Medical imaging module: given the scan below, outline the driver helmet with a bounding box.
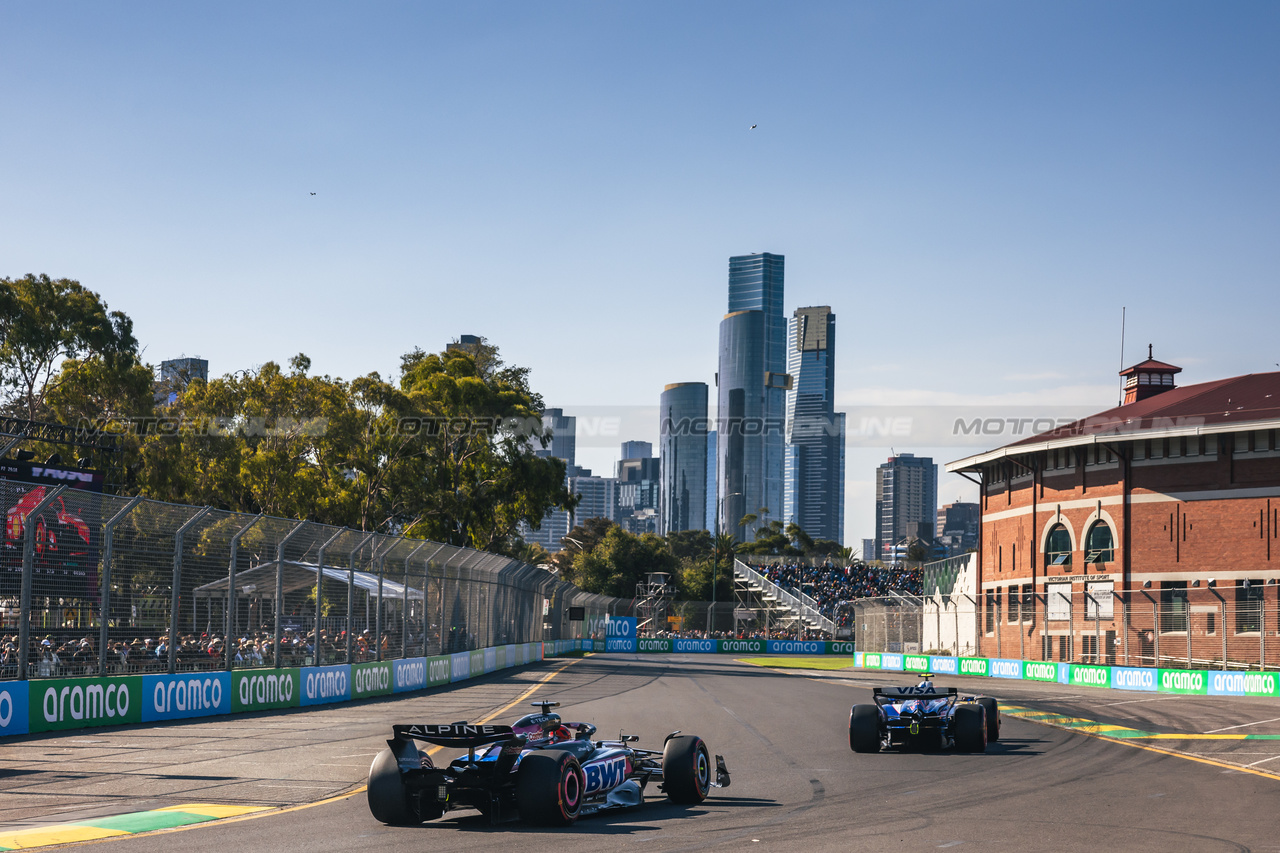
[512,712,563,739]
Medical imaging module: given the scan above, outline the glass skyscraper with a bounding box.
[783,306,845,543]
[659,382,709,534]
[718,253,787,540]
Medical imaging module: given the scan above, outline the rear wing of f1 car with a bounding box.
[392,724,519,749]
[873,686,959,700]
[388,724,522,773]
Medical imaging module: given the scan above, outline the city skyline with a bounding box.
[5,3,1278,550]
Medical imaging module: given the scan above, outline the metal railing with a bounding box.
[733,560,836,634]
[0,478,626,681]
[843,583,1280,671]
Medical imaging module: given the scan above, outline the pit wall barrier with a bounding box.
[0,642,544,738]
[853,652,1280,698]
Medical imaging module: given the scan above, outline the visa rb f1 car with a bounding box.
[849,677,1000,753]
[368,700,730,826]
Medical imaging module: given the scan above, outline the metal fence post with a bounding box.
[346,533,375,663]
[995,594,1002,660]
[269,520,310,669]
[18,485,68,680]
[441,550,464,652]
[98,495,144,677]
[224,513,265,671]
[1186,604,1192,669]
[403,541,432,659]
[372,537,401,662]
[313,528,345,666]
[1153,601,1160,667]
[1121,597,1129,666]
[1018,591,1025,661]
[420,544,444,656]
[171,507,212,675]
[1222,598,1228,669]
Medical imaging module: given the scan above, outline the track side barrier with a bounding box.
[0,641,546,738]
[852,652,1280,698]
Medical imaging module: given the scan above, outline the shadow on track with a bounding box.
[405,797,779,835]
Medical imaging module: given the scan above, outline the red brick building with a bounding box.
[947,353,1280,667]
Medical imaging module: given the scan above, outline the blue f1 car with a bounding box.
[368,700,730,826]
[848,678,1000,753]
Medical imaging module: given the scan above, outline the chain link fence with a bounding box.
[0,479,626,681]
[840,583,1280,671]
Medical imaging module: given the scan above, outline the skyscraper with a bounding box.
[618,442,660,535]
[156,357,208,406]
[519,408,576,552]
[874,453,938,563]
[658,382,708,535]
[782,306,844,543]
[533,408,576,466]
[718,253,788,540]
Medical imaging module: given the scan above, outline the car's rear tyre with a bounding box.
[977,697,1000,743]
[954,704,987,753]
[368,747,420,825]
[663,735,712,804]
[517,749,585,826]
[849,704,880,753]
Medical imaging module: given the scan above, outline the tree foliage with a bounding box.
[129,340,574,547]
[572,526,677,598]
[0,274,138,420]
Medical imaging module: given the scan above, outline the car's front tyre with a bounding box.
[663,735,712,804]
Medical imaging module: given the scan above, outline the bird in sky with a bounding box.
[310,192,316,196]
[750,124,757,129]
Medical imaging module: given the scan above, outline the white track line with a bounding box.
[1205,716,1280,733]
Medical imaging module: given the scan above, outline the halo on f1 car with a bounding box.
[848,674,1000,753]
[368,699,731,826]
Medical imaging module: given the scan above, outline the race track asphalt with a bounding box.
[4,654,1280,853]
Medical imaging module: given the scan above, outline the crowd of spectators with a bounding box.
[650,627,828,641]
[757,561,923,621]
[0,626,405,680]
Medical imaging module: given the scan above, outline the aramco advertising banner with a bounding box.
[29,676,142,733]
[0,680,28,736]
[603,616,637,652]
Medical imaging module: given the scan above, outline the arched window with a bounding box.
[1045,523,1071,566]
[1084,522,1114,563]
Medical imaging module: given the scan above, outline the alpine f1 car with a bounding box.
[848,677,1000,753]
[368,700,731,826]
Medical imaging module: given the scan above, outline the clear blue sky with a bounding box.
[4,2,1279,548]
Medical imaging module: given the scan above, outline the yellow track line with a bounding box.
[1007,709,1280,782]
[22,656,587,849]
